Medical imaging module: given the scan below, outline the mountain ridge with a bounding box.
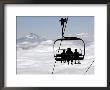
[17,33,46,44]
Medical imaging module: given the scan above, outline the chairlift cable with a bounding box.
[84,60,94,74]
[52,61,56,74]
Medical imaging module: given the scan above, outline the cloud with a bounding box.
[75,33,88,37]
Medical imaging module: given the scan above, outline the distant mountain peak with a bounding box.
[17,33,46,44]
[25,33,39,39]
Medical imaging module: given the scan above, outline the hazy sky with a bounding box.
[17,16,94,40]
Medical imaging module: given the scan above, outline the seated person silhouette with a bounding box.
[74,49,81,64]
[66,48,73,65]
[61,49,66,63]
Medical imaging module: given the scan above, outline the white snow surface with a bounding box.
[17,40,94,74]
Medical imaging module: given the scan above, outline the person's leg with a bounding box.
[75,60,76,64]
[67,60,69,65]
[71,60,73,65]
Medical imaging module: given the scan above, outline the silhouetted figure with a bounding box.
[74,49,80,64]
[66,48,73,65]
[61,49,66,63]
[59,18,68,38]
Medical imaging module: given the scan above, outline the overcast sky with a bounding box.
[16,16,94,40]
